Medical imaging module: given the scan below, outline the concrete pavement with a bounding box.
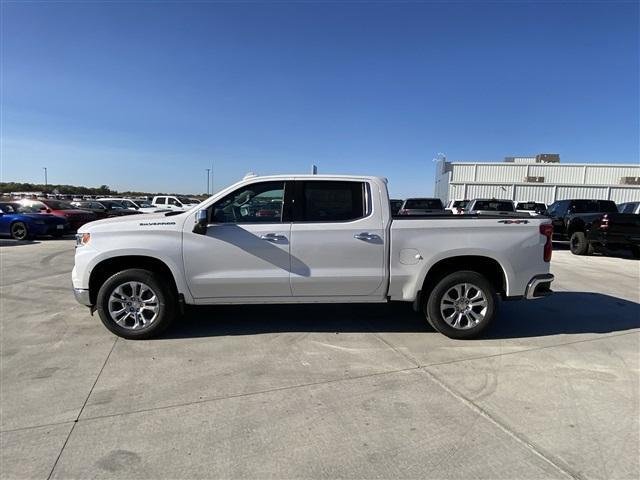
[1,239,638,479]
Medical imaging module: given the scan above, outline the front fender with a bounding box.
[73,242,193,304]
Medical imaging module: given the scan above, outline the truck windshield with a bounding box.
[473,201,514,212]
[404,199,443,209]
[452,200,468,209]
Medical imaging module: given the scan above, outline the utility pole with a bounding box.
[43,167,48,189]
[206,168,210,195]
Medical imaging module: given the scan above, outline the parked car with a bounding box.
[397,198,448,216]
[151,195,200,211]
[71,201,143,219]
[465,199,520,217]
[98,197,162,214]
[445,199,469,215]
[587,212,640,258]
[18,199,97,231]
[0,202,68,240]
[618,202,640,214]
[390,199,404,215]
[72,174,554,340]
[514,202,547,216]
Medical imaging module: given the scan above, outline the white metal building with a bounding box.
[434,156,640,205]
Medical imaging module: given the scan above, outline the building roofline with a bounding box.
[448,181,640,188]
[447,162,639,168]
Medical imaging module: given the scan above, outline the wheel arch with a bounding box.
[419,255,507,306]
[566,217,585,236]
[89,255,179,305]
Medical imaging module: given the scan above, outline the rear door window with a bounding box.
[156,198,166,205]
[295,181,366,222]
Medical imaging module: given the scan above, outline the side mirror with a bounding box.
[193,209,208,235]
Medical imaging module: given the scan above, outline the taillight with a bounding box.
[540,223,553,262]
[599,214,609,230]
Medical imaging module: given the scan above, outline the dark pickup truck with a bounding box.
[588,213,640,258]
[546,199,640,257]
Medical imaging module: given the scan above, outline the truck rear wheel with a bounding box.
[96,268,176,340]
[425,271,497,339]
[569,231,590,255]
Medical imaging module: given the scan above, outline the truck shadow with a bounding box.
[160,292,639,340]
[553,241,637,260]
[0,239,41,247]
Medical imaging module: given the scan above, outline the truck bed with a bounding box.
[388,215,551,302]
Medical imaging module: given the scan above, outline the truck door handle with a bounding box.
[260,233,287,242]
[354,232,379,241]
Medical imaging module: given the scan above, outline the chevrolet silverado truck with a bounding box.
[72,175,554,340]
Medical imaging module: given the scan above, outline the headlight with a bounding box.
[75,232,91,247]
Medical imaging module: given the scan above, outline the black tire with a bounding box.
[10,221,31,240]
[569,231,589,255]
[424,271,498,340]
[96,268,176,340]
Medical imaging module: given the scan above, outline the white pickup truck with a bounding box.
[72,175,554,340]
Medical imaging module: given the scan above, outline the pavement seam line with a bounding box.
[45,337,118,480]
[74,365,421,424]
[419,367,584,480]
[369,330,422,368]
[0,420,76,435]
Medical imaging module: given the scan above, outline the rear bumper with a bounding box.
[525,274,554,300]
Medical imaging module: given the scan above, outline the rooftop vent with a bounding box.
[536,153,560,163]
[620,176,640,185]
[525,176,545,183]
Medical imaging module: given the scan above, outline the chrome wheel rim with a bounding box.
[440,283,488,330]
[12,223,27,240]
[108,281,160,330]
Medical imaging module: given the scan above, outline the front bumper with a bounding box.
[73,288,92,307]
[525,274,554,300]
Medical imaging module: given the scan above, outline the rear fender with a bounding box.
[411,249,513,301]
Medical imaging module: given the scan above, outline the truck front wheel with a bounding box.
[425,271,497,339]
[96,268,176,340]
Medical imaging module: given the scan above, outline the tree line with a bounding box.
[0,182,201,198]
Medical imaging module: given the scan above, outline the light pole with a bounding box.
[206,169,210,195]
[43,167,48,189]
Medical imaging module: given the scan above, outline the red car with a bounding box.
[18,199,97,231]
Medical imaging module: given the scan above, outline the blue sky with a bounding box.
[1,0,638,197]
